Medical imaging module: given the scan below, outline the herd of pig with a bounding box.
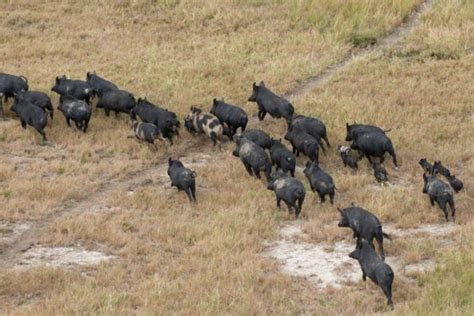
[0,72,465,310]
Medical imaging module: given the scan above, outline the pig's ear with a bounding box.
[346,123,349,130]
[168,157,172,164]
[260,81,265,87]
[55,76,59,83]
[213,98,217,105]
[350,201,355,206]
[252,82,256,88]
[305,161,311,168]
[337,207,344,215]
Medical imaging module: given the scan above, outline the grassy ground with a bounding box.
[1,0,473,314]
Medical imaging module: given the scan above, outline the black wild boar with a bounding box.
[372,163,388,183]
[303,161,335,204]
[58,95,92,133]
[210,98,248,139]
[337,145,358,170]
[290,115,330,149]
[10,99,48,141]
[422,173,456,221]
[349,239,394,309]
[432,161,450,177]
[432,161,463,192]
[184,106,223,146]
[96,89,136,116]
[350,132,397,167]
[130,98,180,145]
[131,121,162,145]
[233,137,272,179]
[284,125,319,163]
[0,73,28,102]
[267,170,305,218]
[446,174,463,193]
[248,81,294,122]
[269,138,296,177]
[14,91,54,119]
[241,129,273,149]
[337,206,391,260]
[419,158,433,174]
[85,71,118,96]
[51,76,93,104]
[167,158,197,203]
[345,123,390,142]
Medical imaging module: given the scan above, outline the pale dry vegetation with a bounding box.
[0,0,473,314]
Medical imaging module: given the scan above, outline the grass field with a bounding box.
[0,0,473,314]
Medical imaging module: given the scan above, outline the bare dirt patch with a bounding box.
[263,220,451,289]
[384,223,459,238]
[0,222,31,245]
[16,246,114,269]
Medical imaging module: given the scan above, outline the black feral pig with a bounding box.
[51,76,93,104]
[337,206,391,260]
[184,106,223,146]
[337,145,358,170]
[270,138,296,177]
[345,123,390,142]
[11,99,48,141]
[131,121,162,145]
[304,161,335,204]
[349,239,394,309]
[86,71,118,96]
[290,115,329,150]
[210,98,248,139]
[233,137,271,180]
[267,170,305,218]
[14,91,54,119]
[285,125,319,163]
[350,132,397,167]
[130,98,180,145]
[248,81,294,122]
[446,174,463,193]
[432,161,451,177]
[0,73,28,102]
[58,95,92,133]
[372,163,388,183]
[241,129,273,149]
[432,161,463,192]
[97,89,136,116]
[168,158,197,203]
[422,173,455,221]
[419,158,433,174]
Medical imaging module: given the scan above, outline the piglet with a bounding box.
[337,145,358,170]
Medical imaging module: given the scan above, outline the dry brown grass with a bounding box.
[1,0,473,314]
